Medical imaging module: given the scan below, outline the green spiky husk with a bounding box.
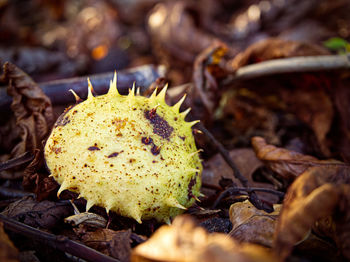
[44,76,202,223]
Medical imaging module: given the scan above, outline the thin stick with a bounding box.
[0,152,34,172]
[223,54,350,84]
[0,187,35,199]
[0,64,166,110]
[196,123,248,187]
[202,183,284,197]
[212,186,284,208]
[0,214,120,262]
[196,123,271,211]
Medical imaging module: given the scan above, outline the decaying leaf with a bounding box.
[229,200,281,247]
[227,39,334,156]
[1,196,71,230]
[131,215,277,262]
[147,1,216,64]
[0,222,19,262]
[202,148,278,203]
[273,165,350,260]
[0,62,54,180]
[22,150,58,200]
[65,212,107,228]
[231,38,329,70]
[1,62,54,156]
[252,136,346,180]
[77,228,136,262]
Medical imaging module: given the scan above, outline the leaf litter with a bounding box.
[1,1,350,261]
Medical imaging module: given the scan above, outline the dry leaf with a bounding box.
[131,215,277,262]
[22,150,58,200]
[229,200,281,247]
[1,196,71,230]
[202,148,278,203]
[252,136,346,180]
[229,39,334,156]
[0,222,19,262]
[1,62,54,156]
[148,1,215,64]
[273,165,350,260]
[231,38,329,70]
[79,228,135,262]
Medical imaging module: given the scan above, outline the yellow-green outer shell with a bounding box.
[44,76,202,223]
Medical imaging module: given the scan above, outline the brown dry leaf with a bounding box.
[1,196,71,230]
[279,75,334,156]
[229,200,281,247]
[22,149,59,199]
[1,62,54,156]
[231,38,329,70]
[192,41,228,113]
[147,1,216,64]
[229,39,333,156]
[273,165,350,260]
[202,148,278,203]
[0,222,19,262]
[79,228,134,262]
[333,77,350,162]
[131,215,277,262]
[252,136,346,180]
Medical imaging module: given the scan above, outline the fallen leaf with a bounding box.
[78,228,136,262]
[252,136,346,180]
[332,77,350,162]
[202,148,278,203]
[131,215,277,262]
[0,221,19,262]
[22,150,59,200]
[273,165,350,260]
[147,1,216,64]
[1,196,71,230]
[227,39,334,156]
[193,42,228,114]
[1,62,54,156]
[231,38,329,70]
[229,200,281,247]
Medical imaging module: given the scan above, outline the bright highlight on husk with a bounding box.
[44,73,202,223]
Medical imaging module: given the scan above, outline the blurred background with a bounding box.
[1,0,349,84]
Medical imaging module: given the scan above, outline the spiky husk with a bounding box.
[44,73,202,223]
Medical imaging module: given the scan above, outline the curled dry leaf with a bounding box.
[1,196,71,230]
[229,200,281,247]
[131,215,277,262]
[0,222,19,262]
[252,136,345,180]
[230,38,329,70]
[1,62,54,156]
[273,165,350,260]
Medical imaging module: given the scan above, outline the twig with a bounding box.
[223,54,350,84]
[195,123,271,211]
[0,214,120,262]
[0,152,34,172]
[212,186,284,208]
[196,123,248,187]
[201,182,222,191]
[0,64,166,111]
[0,187,35,199]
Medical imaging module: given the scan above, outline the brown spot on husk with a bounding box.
[144,110,173,139]
[88,146,100,151]
[108,152,119,158]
